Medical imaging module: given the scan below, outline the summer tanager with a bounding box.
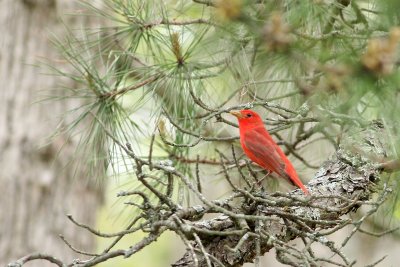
[230,109,309,195]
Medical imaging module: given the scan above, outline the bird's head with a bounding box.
[229,109,263,126]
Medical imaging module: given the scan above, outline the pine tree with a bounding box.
[8,1,400,266]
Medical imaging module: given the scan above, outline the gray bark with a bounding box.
[0,1,103,265]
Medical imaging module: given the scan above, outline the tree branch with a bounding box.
[7,253,65,267]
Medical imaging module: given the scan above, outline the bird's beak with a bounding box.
[229,110,244,119]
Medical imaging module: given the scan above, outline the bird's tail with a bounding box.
[280,163,309,195]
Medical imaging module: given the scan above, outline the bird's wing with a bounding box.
[243,128,286,176]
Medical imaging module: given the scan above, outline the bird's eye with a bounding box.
[246,114,252,118]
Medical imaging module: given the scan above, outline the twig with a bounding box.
[193,233,212,267]
[7,253,65,267]
[59,235,99,257]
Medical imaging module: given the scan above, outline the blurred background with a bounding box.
[1,0,400,266]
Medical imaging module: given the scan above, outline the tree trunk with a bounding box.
[0,1,103,265]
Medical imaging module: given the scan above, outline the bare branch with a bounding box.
[7,253,65,267]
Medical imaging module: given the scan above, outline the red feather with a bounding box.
[231,109,309,195]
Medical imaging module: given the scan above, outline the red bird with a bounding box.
[230,109,309,195]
